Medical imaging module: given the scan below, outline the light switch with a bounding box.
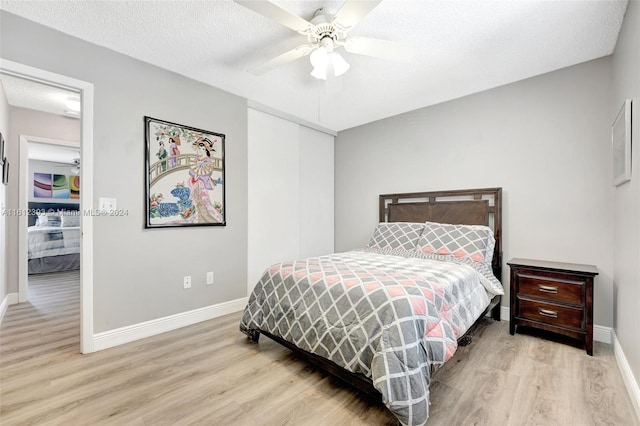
[99,197,117,211]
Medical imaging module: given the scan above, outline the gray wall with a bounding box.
[335,57,614,328]
[1,12,248,332]
[612,0,640,395]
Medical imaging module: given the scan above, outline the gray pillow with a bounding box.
[415,221,495,267]
[367,222,425,250]
[45,214,62,227]
[61,214,80,227]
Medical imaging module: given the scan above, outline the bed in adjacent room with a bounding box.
[240,188,503,426]
[28,202,80,274]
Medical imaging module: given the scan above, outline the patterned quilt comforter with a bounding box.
[240,249,502,425]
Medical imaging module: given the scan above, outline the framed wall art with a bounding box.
[32,172,79,198]
[612,99,632,187]
[144,116,226,228]
[2,159,8,186]
[1,131,6,185]
[34,172,52,197]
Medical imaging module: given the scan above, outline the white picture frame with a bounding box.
[612,99,632,187]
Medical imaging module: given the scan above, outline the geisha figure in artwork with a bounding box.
[168,135,181,168]
[188,136,223,223]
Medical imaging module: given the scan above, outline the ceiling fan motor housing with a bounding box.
[306,14,346,46]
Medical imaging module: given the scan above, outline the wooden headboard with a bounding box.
[379,187,503,281]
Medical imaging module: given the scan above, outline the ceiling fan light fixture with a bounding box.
[310,46,329,80]
[309,44,350,80]
[310,65,328,80]
[330,51,350,76]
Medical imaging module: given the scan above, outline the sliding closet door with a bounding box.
[298,126,334,259]
[247,109,300,293]
[247,108,334,294]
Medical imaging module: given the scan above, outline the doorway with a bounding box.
[19,136,80,299]
[0,59,95,353]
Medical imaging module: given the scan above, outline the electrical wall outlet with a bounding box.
[183,276,191,289]
[206,271,214,285]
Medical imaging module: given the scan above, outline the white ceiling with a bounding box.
[0,0,628,131]
[0,74,80,162]
[0,73,81,119]
[28,142,79,164]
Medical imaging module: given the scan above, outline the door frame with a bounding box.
[1,58,95,354]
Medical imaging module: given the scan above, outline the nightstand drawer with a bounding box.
[518,298,584,330]
[517,273,584,305]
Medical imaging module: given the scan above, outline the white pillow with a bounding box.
[36,212,64,227]
[35,214,48,226]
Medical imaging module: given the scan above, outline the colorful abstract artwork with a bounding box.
[34,173,52,198]
[52,174,70,198]
[145,116,226,228]
[34,173,80,199]
[70,175,80,199]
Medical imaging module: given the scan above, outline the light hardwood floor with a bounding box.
[1,272,638,425]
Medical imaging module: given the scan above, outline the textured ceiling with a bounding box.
[0,0,629,131]
[0,73,80,119]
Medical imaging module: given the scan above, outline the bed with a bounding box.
[240,188,503,425]
[28,202,80,274]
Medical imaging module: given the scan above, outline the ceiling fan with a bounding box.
[70,154,80,175]
[234,0,416,80]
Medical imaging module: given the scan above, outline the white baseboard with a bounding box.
[613,332,640,421]
[92,297,248,352]
[501,306,510,321]
[498,306,612,343]
[0,293,19,324]
[593,325,613,344]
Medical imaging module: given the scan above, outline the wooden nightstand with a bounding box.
[508,258,598,355]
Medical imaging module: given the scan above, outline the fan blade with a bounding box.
[248,45,315,75]
[333,0,383,31]
[344,37,416,63]
[234,0,314,33]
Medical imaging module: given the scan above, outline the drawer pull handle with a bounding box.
[538,285,558,294]
[539,308,558,318]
